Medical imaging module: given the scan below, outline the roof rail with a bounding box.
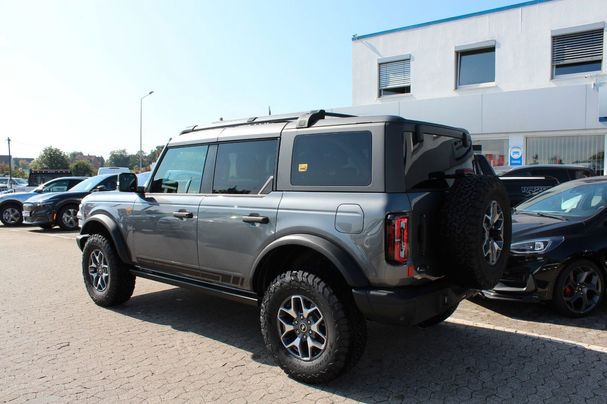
[180,109,357,135]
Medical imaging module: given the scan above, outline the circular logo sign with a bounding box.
[510,146,522,159]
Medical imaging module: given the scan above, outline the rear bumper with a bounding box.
[352,281,473,325]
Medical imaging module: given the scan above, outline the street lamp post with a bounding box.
[139,90,154,171]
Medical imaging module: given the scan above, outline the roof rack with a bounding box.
[180,109,357,135]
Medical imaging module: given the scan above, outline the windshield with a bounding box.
[517,180,607,218]
[68,176,105,192]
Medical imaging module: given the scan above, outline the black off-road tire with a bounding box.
[82,234,136,307]
[58,204,79,231]
[0,203,23,226]
[417,303,459,328]
[552,259,605,318]
[260,270,366,384]
[442,175,511,289]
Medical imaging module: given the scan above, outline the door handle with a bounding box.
[242,215,269,224]
[173,210,194,219]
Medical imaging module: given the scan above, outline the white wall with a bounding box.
[352,0,607,106]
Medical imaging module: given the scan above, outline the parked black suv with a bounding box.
[77,110,512,383]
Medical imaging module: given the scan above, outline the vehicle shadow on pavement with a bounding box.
[469,296,607,332]
[117,287,607,402]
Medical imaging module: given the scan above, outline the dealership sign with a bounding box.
[509,146,523,166]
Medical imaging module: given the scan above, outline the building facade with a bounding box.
[339,0,607,174]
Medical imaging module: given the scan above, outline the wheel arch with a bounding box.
[0,199,23,210]
[79,215,133,265]
[251,234,369,296]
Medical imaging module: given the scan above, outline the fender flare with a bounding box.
[251,234,370,289]
[79,214,133,264]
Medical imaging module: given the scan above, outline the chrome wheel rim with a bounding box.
[562,265,603,314]
[277,295,327,361]
[88,249,109,292]
[62,208,78,229]
[2,207,21,224]
[482,200,504,265]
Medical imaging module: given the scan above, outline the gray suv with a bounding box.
[77,110,512,383]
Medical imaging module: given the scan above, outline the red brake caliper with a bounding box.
[563,286,573,297]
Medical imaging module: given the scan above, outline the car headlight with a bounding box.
[32,202,54,209]
[511,236,564,255]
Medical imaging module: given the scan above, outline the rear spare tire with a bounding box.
[442,175,511,289]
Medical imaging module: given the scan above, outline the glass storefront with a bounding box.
[526,135,605,175]
[472,139,508,167]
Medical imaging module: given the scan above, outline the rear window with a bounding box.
[291,132,372,186]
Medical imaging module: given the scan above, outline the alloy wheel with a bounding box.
[2,207,21,225]
[276,295,327,361]
[88,249,110,292]
[482,200,504,265]
[62,208,78,229]
[562,265,603,314]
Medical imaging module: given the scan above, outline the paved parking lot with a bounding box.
[1,226,606,403]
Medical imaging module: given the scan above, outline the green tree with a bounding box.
[70,160,95,176]
[30,146,70,169]
[106,149,131,168]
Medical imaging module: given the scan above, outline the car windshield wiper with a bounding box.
[518,211,566,220]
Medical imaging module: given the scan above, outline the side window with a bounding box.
[68,179,83,189]
[533,169,569,183]
[43,180,70,193]
[212,139,277,194]
[150,145,208,193]
[291,132,372,186]
[574,170,591,179]
[98,175,118,191]
[503,169,530,177]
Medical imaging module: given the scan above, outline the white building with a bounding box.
[338,0,607,173]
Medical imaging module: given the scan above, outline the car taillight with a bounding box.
[386,214,409,265]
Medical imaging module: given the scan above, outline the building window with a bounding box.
[378,58,411,97]
[552,29,604,77]
[473,139,508,167]
[457,47,495,87]
[526,134,605,175]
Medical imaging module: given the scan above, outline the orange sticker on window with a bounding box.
[298,163,308,172]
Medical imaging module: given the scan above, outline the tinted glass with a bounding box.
[150,145,208,193]
[213,140,277,194]
[43,179,70,193]
[530,168,570,184]
[458,48,495,86]
[98,175,118,191]
[291,132,372,186]
[70,175,115,192]
[502,169,531,177]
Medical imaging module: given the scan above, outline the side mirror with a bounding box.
[118,173,138,192]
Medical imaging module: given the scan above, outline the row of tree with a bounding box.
[7,146,165,178]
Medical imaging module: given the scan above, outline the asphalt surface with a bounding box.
[1,225,606,403]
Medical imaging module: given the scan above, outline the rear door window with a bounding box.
[212,139,277,194]
[43,179,70,192]
[291,132,372,186]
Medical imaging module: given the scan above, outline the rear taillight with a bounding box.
[386,214,409,265]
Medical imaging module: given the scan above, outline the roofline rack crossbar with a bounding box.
[180,109,357,135]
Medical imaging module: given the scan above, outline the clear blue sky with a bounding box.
[0,0,525,159]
